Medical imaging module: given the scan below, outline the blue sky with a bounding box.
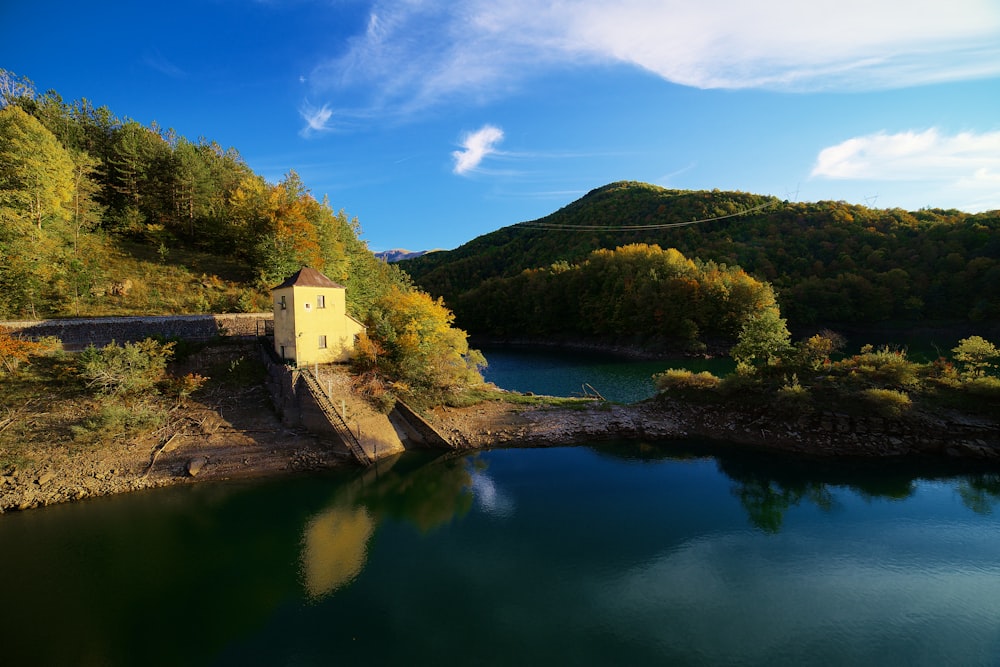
[2,0,999,252]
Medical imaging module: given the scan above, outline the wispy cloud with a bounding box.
[452,125,504,175]
[305,0,1000,118]
[142,49,185,79]
[812,128,1000,211]
[299,101,334,137]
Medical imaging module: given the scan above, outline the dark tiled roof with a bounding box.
[272,267,344,290]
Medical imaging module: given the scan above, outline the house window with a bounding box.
[280,296,287,310]
[305,302,311,311]
[316,294,326,309]
[318,335,327,349]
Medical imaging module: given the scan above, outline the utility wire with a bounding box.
[517,199,778,232]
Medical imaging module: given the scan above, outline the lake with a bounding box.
[1,350,999,666]
[2,444,999,666]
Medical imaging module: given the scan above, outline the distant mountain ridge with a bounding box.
[375,249,440,263]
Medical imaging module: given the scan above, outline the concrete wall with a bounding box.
[0,313,273,349]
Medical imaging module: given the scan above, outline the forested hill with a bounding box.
[0,70,486,404]
[401,181,1000,328]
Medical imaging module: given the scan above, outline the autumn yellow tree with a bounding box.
[0,105,74,229]
[360,286,485,403]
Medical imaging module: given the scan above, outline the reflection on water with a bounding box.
[299,454,476,600]
[957,472,1000,515]
[300,503,374,599]
[2,442,1000,665]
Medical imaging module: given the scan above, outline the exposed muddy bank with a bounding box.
[4,390,998,514]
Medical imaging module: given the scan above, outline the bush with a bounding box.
[0,327,49,375]
[832,345,920,389]
[654,368,721,393]
[78,339,174,395]
[952,336,999,379]
[861,388,912,417]
[71,399,168,443]
[164,372,209,402]
[776,374,811,410]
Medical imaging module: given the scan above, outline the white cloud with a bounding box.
[452,125,504,175]
[811,129,1000,210]
[307,0,1000,116]
[299,102,334,136]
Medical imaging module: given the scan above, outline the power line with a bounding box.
[518,199,778,232]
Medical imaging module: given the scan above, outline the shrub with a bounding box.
[861,388,912,417]
[832,345,919,389]
[654,368,721,393]
[78,339,174,395]
[71,399,168,443]
[0,327,47,375]
[164,372,209,402]
[952,336,999,379]
[788,330,845,371]
[776,373,810,401]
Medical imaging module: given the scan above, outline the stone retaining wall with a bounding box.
[1,313,273,349]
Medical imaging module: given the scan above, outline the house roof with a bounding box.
[272,267,344,290]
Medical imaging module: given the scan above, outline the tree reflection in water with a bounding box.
[957,472,1000,515]
[589,439,1000,533]
[299,453,475,599]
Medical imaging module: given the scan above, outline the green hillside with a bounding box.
[402,181,1000,329]
[0,70,483,404]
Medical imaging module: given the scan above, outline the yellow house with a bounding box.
[272,267,365,366]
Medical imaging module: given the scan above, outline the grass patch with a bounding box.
[59,239,269,317]
[70,398,169,446]
[438,386,597,410]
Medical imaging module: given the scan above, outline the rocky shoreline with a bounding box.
[426,395,1000,460]
[3,387,999,514]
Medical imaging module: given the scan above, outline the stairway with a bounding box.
[299,369,373,466]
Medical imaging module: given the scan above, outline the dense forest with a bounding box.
[402,181,1000,332]
[0,70,481,402]
[454,243,778,352]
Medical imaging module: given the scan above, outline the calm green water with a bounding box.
[479,345,734,403]
[2,444,999,666]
